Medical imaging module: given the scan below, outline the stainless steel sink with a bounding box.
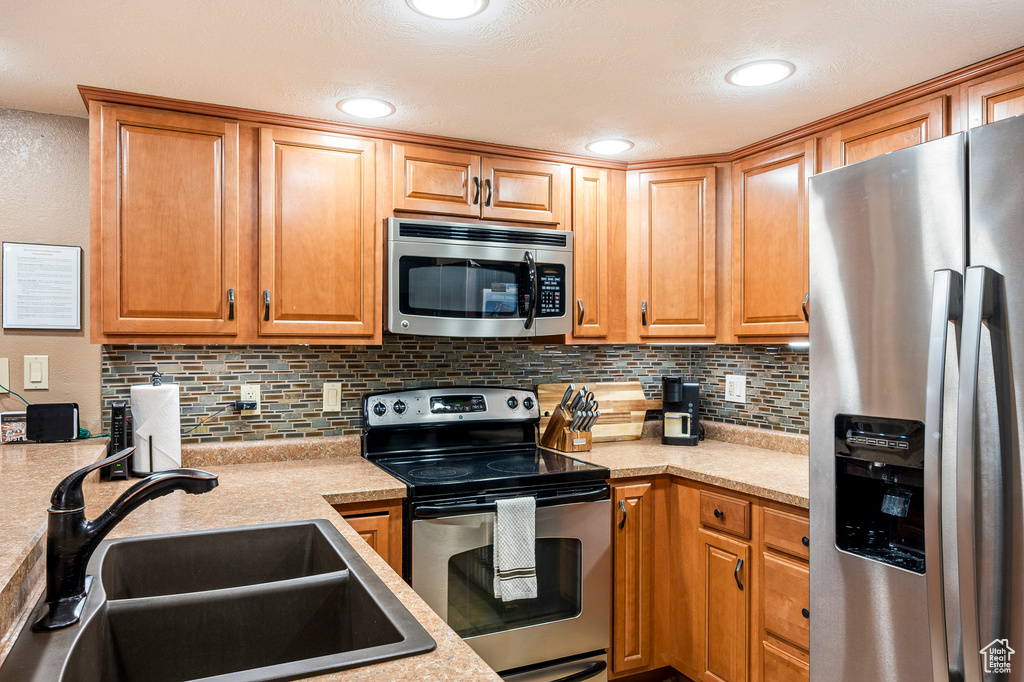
[0,520,436,681]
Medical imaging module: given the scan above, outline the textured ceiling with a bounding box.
[2,0,1024,160]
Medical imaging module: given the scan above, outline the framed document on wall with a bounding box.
[2,242,82,330]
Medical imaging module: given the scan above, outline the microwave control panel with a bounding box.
[537,264,566,317]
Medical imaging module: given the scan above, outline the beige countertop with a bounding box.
[0,426,807,679]
[584,437,810,509]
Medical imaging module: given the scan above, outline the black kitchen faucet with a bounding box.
[32,447,218,631]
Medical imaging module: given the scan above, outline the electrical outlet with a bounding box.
[0,358,8,394]
[725,375,747,403]
[240,384,261,416]
[323,382,342,412]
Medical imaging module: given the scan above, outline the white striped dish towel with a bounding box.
[492,496,537,602]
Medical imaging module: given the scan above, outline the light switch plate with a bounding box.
[0,358,9,394]
[24,355,48,390]
[724,374,747,403]
[323,382,342,412]
[240,384,261,416]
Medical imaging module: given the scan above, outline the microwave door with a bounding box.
[389,241,536,338]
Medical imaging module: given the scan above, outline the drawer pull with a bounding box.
[802,536,810,547]
[734,558,744,590]
[618,500,627,529]
[802,608,810,619]
[714,508,723,519]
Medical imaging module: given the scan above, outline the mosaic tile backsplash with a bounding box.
[101,338,808,444]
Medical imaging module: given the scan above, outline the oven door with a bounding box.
[411,494,610,673]
[388,240,571,338]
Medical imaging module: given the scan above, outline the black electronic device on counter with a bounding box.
[26,403,79,443]
[100,401,131,481]
[662,377,700,446]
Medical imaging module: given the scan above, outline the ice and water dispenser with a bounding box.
[834,414,926,573]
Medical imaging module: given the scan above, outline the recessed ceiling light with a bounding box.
[336,98,396,119]
[406,0,488,19]
[585,139,634,155]
[725,60,795,87]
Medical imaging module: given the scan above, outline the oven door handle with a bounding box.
[412,486,609,519]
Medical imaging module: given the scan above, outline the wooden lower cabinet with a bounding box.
[611,479,655,674]
[699,529,751,682]
[331,499,403,575]
[614,478,809,682]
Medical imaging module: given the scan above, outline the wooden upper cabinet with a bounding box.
[612,480,655,674]
[393,144,480,218]
[96,105,239,336]
[636,166,717,340]
[258,127,377,338]
[393,143,565,224]
[967,68,1024,128]
[571,167,609,337]
[698,529,751,682]
[732,140,814,338]
[830,96,945,168]
[480,155,565,223]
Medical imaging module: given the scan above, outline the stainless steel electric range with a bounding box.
[362,386,611,682]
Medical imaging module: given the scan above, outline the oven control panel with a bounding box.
[363,386,539,427]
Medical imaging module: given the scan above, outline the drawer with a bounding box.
[699,490,751,539]
[764,508,810,560]
[762,641,809,682]
[763,552,810,649]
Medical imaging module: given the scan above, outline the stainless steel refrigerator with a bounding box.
[809,114,1024,681]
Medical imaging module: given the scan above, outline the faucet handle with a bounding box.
[50,447,136,512]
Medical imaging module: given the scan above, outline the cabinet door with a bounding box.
[967,68,1024,128]
[571,167,609,337]
[345,514,390,558]
[393,144,480,217]
[731,140,814,338]
[98,106,239,335]
[698,529,750,682]
[481,156,565,224]
[258,127,377,337]
[612,480,655,673]
[830,96,945,168]
[636,166,716,339]
[333,500,403,575]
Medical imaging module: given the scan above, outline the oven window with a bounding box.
[398,255,522,319]
[446,539,582,638]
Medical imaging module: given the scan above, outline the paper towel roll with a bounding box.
[130,384,181,473]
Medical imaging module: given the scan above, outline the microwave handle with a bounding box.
[523,251,537,330]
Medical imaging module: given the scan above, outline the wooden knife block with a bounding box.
[539,406,593,453]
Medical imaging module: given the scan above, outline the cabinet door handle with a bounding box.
[263,290,271,322]
[802,607,810,619]
[734,558,744,590]
[802,292,810,322]
[618,500,627,529]
[484,178,493,207]
[714,508,723,519]
[802,536,810,547]
[472,176,480,205]
[577,299,585,326]
[227,288,235,320]
[641,300,648,326]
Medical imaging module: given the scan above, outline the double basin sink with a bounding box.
[1,520,435,681]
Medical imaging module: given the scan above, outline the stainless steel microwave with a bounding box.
[386,218,573,338]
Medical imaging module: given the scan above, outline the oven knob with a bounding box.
[506,396,519,410]
[523,397,535,410]
[393,400,407,415]
[372,402,387,417]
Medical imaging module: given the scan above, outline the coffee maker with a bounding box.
[662,377,700,446]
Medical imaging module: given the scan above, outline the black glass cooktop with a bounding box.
[372,448,609,497]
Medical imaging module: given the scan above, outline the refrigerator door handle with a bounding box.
[957,265,1016,682]
[924,269,962,682]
